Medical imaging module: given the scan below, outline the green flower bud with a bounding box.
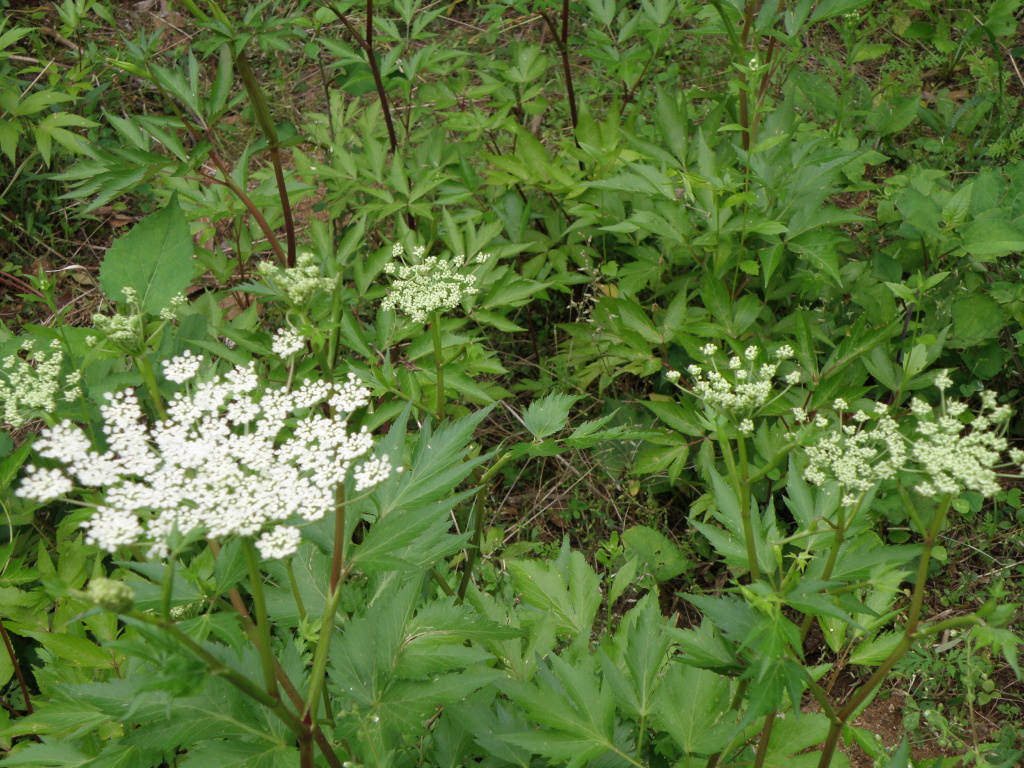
[86,578,135,613]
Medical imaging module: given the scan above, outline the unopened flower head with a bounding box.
[684,343,801,420]
[16,367,396,560]
[803,410,906,492]
[0,339,80,427]
[803,389,1015,499]
[381,244,484,323]
[256,251,339,307]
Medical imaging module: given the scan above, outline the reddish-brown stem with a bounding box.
[0,618,32,714]
[329,2,399,154]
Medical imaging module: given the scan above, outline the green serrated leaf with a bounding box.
[98,193,194,313]
[522,393,581,441]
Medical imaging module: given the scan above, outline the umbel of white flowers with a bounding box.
[17,356,397,560]
[0,338,82,428]
[380,243,489,323]
[802,372,1021,501]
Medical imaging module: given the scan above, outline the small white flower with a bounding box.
[162,351,203,384]
[729,356,743,370]
[255,525,303,560]
[271,328,305,359]
[744,346,758,361]
[665,370,681,383]
[784,371,801,386]
[380,247,480,323]
[738,419,755,435]
[934,370,952,391]
[833,398,848,411]
[775,345,794,360]
[792,407,808,423]
[700,344,718,356]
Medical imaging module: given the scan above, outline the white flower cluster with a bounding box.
[679,344,798,419]
[803,379,1017,500]
[380,244,488,323]
[803,401,906,494]
[162,350,203,383]
[271,327,305,359]
[17,359,397,560]
[0,339,81,428]
[256,251,339,307]
[910,389,1012,498]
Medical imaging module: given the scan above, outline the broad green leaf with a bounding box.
[952,293,1005,346]
[850,631,903,666]
[507,547,601,637]
[522,393,581,440]
[621,525,691,582]
[651,664,733,755]
[497,654,616,768]
[98,193,194,313]
[962,219,1024,259]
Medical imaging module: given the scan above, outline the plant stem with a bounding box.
[815,494,953,768]
[720,429,760,581]
[799,503,848,641]
[431,311,445,422]
[160,556,175,622]
[135,355,167,421]
[0,618,32,714]
[235,52,297,268]
[285,559,307,621]
[752,709,776,768]
[242,538,280,699]
[330,483,346,593]
[327,2,399,153]
[457,451,512,600]
[128,610,305,737]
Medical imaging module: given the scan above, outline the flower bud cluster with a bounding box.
[0,339,81,428]
[675,344,799,420]
[380,244,488,323]
[256,251,339,307]
[86,577,135,613]
[803,378,1017,500]
[17,355,398,560]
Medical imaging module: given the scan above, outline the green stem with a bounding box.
[431,311,445,422]
[799,503,847,641]
[815,494,953,768]
[330,483,346,594]
[285,559,307,622]
[160,557,175,622]
[457,451,513,600]
[135,355,167,421]
[720,430,759,581]
[243,539,280,699]
[304,572,349,724]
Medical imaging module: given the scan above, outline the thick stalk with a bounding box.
[752,710,776,768]
[127,610,305,737]
[235,52,296,268]
[330,483,346,593]
[815,494,953,768]
[431,311,445,422]
[242,538,280,699]
[799,504,848,641]
[303,573,349,725]
[137,63,289,266]
[327,2,399,153]
[135,355,168,421]
[456,451,512,600]
[0,619,32,714]
[160,556,175,622]
[720,431,760,581]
